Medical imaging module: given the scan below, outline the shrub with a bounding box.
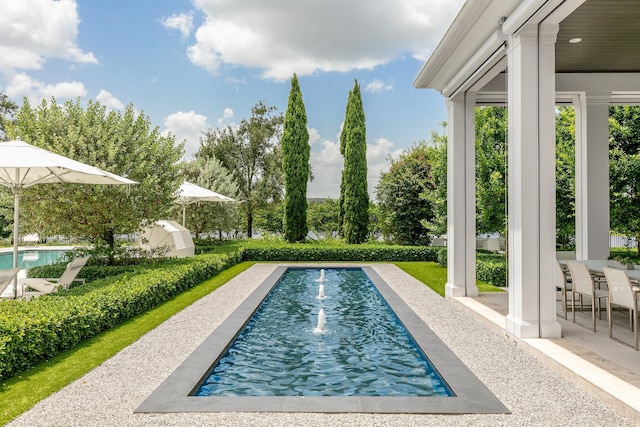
[0,252,241,380]
[240,242,441,262]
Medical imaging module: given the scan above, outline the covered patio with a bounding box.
[414,0,640,339]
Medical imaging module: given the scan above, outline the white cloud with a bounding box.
[0,0,97,73]
[365,79,393,93]
[217,107,235,126]
[307,127,321,145]
[96,89,125,110]
[161,12,194,39]
[187,0,463,80]
[307,134,397,199]
[163,110,209,159]
[6,72,86,102]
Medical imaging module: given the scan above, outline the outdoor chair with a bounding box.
[566,262,608,332]
[20,256,89,295]
[0,267,21,299]
[555,260,572,319]
[603,267,639,350]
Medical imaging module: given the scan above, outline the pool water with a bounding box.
[0,250,68,270]
[195,268,452,397]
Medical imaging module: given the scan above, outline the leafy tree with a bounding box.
[421,125,448,237]
[198,101,284,238]
[175,157,240,239]
[610,106,640,154]
[281,74,310,242]
[609,106,640,242]
[0,90,18,141]
[6,97,183,262]
[307,198,341,239]
[555,107,576,248]
[339,80,369,243]
[376,141,435,245]
[475,106,508,235]
[255,202,284,236]
[0,91,18,237]
[609,147,640,240]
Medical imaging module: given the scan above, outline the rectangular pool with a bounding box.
[137,265,509,414]
[195,268,452,397]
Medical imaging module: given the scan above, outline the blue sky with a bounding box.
[0,0,464,198]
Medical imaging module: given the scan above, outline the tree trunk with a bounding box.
[247,212,253,238]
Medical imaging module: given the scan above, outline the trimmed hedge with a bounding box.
[241,243,443,262]
[0,252,241,380]
[436,249,507,287]
[27,264,138,284]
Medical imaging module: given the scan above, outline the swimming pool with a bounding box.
[0,249,69,270]
[137,265,509,414]
[196,268,452,397]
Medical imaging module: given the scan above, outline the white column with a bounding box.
[505,24,562,338]
[574,92,610,260]
[445,93,478,298]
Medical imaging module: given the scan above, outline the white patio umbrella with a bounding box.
[175,181,235,227]
[0,138,137,298]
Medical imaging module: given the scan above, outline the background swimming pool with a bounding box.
[0,249,69,270]
[196,268,452,397]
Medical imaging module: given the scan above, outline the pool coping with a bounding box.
[135,265,509,414]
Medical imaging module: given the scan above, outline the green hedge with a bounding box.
[241,243,443,262]
[0,252,241,380]
[27,264,138,284]
[436,249,507,287]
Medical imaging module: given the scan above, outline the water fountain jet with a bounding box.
[316,269,327,282]
[317,283,326,299]
[313,308,326,334]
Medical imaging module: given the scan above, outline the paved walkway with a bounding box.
[7,264,637,426]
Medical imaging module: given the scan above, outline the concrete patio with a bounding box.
[457,290,640,422]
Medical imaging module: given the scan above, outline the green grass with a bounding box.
[395,261,504,297]
[0,259,499,424]
[0,261,255,426]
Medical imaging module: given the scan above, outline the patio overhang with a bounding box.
[413,0,640,339]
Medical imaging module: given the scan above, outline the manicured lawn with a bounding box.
[395,261,504,297]
[0,262,255,426]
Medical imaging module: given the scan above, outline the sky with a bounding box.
[0,0,464,199]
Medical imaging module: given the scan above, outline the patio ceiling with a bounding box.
[414,0,640,94]
[556,0,640,72]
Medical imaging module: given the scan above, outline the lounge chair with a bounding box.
[0,267,21,299]
[20,256,89,295]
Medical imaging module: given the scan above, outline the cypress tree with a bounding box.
[281,74,310,242]
[340,80,369,243]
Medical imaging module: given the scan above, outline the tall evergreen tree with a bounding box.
[340,80,369,243]
[281,74,310,242]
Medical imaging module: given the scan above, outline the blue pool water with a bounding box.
[195,268,453,397]
[0,249,68,270]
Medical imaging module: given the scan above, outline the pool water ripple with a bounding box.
[195,268,452,397]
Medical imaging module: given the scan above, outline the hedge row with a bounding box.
[241,243,443,262]
[27,264,138,284]
[436,249,507,287]
[0,252,241,380]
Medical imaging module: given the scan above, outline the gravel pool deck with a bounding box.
[8,263,635,426]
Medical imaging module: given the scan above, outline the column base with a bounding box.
[445,282,479,298]
[505,314,562,338]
